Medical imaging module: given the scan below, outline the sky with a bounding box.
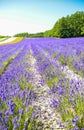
[0,0,84,36]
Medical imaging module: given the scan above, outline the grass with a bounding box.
[7,115,14,130]
[20,77,34,90]
[12,95,35,130]
[59,56,67,65]
[60,95,84,129]
[52,52,58,58]
[0,55,15,76]
[0,100,8,120]
[47,76,59,88]
[13,96,25,110]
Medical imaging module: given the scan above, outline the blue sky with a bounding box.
[0,0,84,35]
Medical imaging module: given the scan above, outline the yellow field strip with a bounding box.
[0,38,7,41]
[0,37,23,46]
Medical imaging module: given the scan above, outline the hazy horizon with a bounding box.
[0,0,84,36]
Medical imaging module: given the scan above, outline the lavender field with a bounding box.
[0,37,84,130]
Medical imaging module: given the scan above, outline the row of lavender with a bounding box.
[35,38,84,77]
[31,38,84,129]
[0,39,37,130]
[0,40,24,76]
[0,37,84,129]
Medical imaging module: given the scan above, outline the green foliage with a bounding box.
[44,29,53,37]
[14,11,84,38]
[14,32,44,38]
[19,107,33,130]
[0,101,8,119]
[2,61,8,66]
[77,70,83,77]
[1,101,8,111]
[52,52,58,58]
[12,95,35,129]
[20,79,27,90]
[44,11,84,38]
[60,95,84,129]
[0,35,10,38]
[68,63,75,71]
[74,96,84,129]
[14,32,29,37]
[60,96,74,129]
[47,80,53,87]
[81,26,84,36]
[2,56,15,67]
[20,77,34,90]
[28,84,34,90]
[0,56,15,76]
[74,96,84,116]
[29,32,44,38]
[47,76,59,87]
[7,115,13,130]
[59,56,67,65]
[12,96,25,110]
[0,35,5,38]
[19,112,26,129]
[28,121,33,130]
[67,56,73,63]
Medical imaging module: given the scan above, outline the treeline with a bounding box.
[14,32,44,38]
[14,11,84,38]
[0,35,10,38]
[44,11,84,38]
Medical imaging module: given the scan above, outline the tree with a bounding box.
[45,11,84,38]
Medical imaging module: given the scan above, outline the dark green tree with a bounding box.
[44,11,84,38]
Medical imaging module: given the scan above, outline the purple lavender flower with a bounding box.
[51,99,59,107]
